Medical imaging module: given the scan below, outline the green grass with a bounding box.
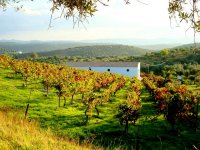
[0,66,200,149]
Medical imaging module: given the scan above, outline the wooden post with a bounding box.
[24,103,29,119]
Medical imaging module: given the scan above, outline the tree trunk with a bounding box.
[125,119,129,134]
[58,94,61,107]
[82,93,84,100]
[63,97,66,106]
[136,135,140,150]
[71,94,75,104]
[85,106,89,125]
[95,105,99,116]
[46,86,49,97]
[25,76,28,87]
[195,99,199,132]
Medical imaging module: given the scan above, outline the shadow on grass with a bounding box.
[92,130,138,149]
[87,118,200,149]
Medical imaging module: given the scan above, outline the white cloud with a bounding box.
[17,0,51,16]
[20,7,42,16]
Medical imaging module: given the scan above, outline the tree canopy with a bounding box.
[168,0,200,41]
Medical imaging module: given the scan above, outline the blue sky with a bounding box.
[0,0,199,44]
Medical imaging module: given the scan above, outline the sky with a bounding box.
[0,0,199,45]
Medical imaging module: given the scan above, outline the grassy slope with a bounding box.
[0,66,200,149]
[0,110,96,150]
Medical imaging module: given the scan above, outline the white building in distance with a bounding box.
[18,51,23,54]
[67,62,140,78]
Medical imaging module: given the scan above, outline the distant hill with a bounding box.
[138,43,181,50]
[172,43,200,49]
[0,39,186,53]
[139,43,200,66]
[20,45,150,58]
[0,40,108,53]
[81,38,189,46]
